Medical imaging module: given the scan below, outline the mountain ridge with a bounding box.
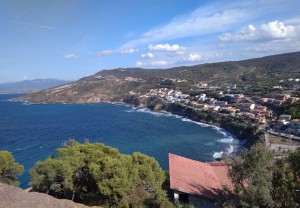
[0,79,71,93]
[16,51,300,103]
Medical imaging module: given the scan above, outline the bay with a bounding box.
[0,94,241,188]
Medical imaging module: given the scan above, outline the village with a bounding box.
[141,85,298,130]
[134,79,300,155]
[139,81,300,207]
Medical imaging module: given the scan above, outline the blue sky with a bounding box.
[1,0,300,83]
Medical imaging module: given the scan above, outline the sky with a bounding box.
[1,0,300,83]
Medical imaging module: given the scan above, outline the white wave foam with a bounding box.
[111,102,125,105]
[219,131,228,136]
[227,145,234,154]
[133,108,173,118]
[125,109,134,113]
[125,108,239,152]
[213,145,234,159]
[213,151,223,159]
[218,138,234,144]
[180,118,211,127]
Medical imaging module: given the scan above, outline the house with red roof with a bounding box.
[169,153,233,208]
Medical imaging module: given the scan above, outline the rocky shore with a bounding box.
[123,95,260,145]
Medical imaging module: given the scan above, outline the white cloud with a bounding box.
[245,39,300,53]
[135,60,168,67]
[65,53,79,59]
[140,52,154,59]
[148,43,185,52]
[97,48,137,56]
[120,48,137,54]
[185,52,224,63]
[262,21,295,38]
[186,53,204,62]
[220,20,297,42]
[121,1,255,48]
[136,61,144,67]
[96,50,114,56]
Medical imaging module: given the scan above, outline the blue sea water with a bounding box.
[0,94,241,188]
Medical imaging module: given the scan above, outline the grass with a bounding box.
[269,134,300,146]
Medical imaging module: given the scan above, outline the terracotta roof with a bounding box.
[169,153,233,199]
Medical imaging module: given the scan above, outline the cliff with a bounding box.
[124,96,259,144]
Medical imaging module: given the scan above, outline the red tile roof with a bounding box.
[169,153,233,199]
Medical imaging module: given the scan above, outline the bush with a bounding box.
[30,140,172,207]
[0,150,24,186]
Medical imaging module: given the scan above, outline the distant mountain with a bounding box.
[16,51,300,103]
[0,79,71,93]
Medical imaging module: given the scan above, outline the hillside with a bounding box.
[16,51,300,103]
[0,79,71,93]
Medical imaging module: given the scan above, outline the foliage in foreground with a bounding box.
[29,140,172,207]
[217,143,300,208]
[0,150,24,186]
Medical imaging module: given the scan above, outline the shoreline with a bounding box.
[122,96,260,148]
[10,94,253,156]
[122,103,244,158]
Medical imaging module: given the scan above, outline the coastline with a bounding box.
[12,94,255,155]
[123,96,259,143]
[125,106,243,158]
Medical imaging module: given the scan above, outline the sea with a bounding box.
[0,94,243,188]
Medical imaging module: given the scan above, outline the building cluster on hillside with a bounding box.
[192,82,220,89]
[142,88,275,124]
[93,75,144,83]
[258,94,299,107]
[271,114,300,137]
[94,75,120,81]
[143,88,190,103]
[124,76,144,82]
[167,78,188,83]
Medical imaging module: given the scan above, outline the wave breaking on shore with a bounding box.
[125,107,242,160]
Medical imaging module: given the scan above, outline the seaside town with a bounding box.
[2,0,300,207]
[89,74,300,148]
[126,77,300,157]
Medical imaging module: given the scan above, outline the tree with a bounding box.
[217,143,274,207]
[30,140,172,207]
[0,150,24,186]
[271,159,299,208]
[29,158,74,199]
[217,143,300,208]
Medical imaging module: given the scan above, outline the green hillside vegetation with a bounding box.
[94,51,300,85]
[282,103,300,118]
[29,140,172,207]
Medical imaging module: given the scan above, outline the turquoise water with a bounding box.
[0,94,241,188]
